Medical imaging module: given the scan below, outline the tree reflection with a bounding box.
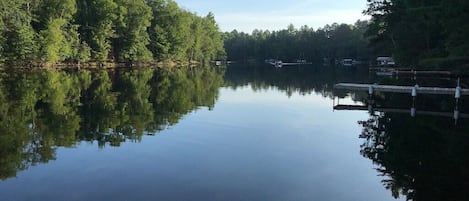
[359,111,469,201]
[0,67,224,180]
[223,64,369,99]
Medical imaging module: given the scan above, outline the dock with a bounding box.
[334,83,469,96]
[268,61,312,68]
[369,68,453,77]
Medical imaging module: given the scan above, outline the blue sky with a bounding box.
[175,0,370,32]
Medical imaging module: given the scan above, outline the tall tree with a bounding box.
[77,0,118,61]
[200,13,225,62]
[0,0,37,63]
[147,0,194,61]
[114,0,153,62]
[36,0,88,63]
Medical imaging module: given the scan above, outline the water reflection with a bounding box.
[226,65,469,200]
[334,95,468,125]
[333,77,469,200]
[224,64,369,98]
[0,67,224,180]
[359,112,469,201]
[1,64,469,201]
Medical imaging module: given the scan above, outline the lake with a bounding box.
[0,65,468,201]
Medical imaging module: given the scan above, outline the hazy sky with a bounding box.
[175,0,370,33]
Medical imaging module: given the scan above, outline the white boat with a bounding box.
[269,60,283,68]
[275,60,283,68]
[376,56,396,67]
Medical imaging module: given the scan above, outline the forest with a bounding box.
[0,0,225,66]
[223,21,372,64]
[364,0,469,69]
[2,0,469,69]
[225,0,469,70]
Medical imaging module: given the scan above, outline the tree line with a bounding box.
[365,0,469,69]
[0,0,225,66]
[223,21,373,64]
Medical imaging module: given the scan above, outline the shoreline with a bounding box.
[0,60,203,70]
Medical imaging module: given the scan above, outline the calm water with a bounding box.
[0,65,468,201]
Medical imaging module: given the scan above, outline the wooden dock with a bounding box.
[334,83,469,96]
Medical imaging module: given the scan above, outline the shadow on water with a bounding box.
[0,66,224,180]
[333,70,469,200]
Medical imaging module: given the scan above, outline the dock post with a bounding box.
[455,86,461,99]
[368,85,374,95]
[411,85,418,97]
[455,77,461,99]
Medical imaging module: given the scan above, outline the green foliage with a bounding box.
[39,18,66,63]
[0,0,37,63]
[147,0,224,63]
[77,0,118,61]
[0,0,225,65]
[34,0,77,30]
[199,13,226,62]
[364,0,469,68]
[114,0,153,62]
[224,21,371,63]
[36,0,82,63]
[148,0,178,60]
[75,41,92,62]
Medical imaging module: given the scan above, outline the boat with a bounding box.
[376,56,396,67]
[274,60,283,68]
